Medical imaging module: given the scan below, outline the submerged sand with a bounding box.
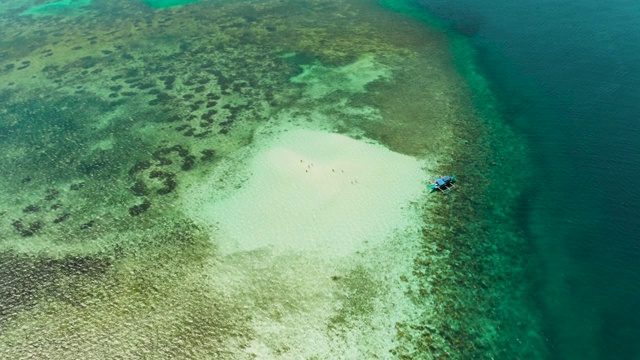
[180,127,430,357]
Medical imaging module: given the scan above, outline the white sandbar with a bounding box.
[204,129,425,257]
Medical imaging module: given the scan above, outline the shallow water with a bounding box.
[0,0,548,358]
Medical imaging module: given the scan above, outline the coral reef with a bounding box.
[0,0,543,358]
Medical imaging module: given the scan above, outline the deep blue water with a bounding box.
[418,0,640,358]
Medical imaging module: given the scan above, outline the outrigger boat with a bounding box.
[428,175,456,193]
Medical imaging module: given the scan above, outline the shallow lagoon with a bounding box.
[0,0,542,357]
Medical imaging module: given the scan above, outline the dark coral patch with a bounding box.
[201,149,216,161]
[17,61,31,70]
[23,205,40,213]
[53,213,71,224]
[80,220,95,230]
[155,157,173,166]
[76,152,112,175]
[149,169,166,179]
[134,82,154,90]
[124,69,138,79]
[44,188,60,201]
[181,155,196,171]
[153,145,189,161]
[194,130,213,138]
[153,93,173,104]
[77,56,98,69]
[130,179,149,196]
[157,176,177,195]
[70,182,85,191]
[128,160,151,177]
[147,170,178,195]
[201,112,216,126]
[161,75,176,90]
[42,65,60,75]
[12,220,44,237]
[164,115,181,123]
[128,199,151,216]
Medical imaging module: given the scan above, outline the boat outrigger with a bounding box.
[428,175,456,193]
